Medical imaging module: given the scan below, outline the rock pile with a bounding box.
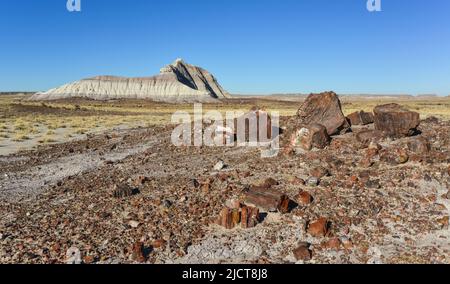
[284,92,423,154]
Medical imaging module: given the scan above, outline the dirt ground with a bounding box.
[0,95,449,264]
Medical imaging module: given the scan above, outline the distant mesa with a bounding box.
[30,58,230,102]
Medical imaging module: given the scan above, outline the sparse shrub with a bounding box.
[38,136,57,144]
[12,133,30,142]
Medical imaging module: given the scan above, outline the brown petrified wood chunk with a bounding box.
[373,103,420,138]
[216,205,260,229]
[289,124,330,151]
[307,217,329,237]
[347,111,374,126]
[244,184,291,213]
[293,242,312,261]
[355,130,385,147]
[297,91,350,135]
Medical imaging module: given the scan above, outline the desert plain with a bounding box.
[0,92,449,264]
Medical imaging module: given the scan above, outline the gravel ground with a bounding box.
[0,117,449,264]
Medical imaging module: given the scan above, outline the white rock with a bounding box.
[213,160,226,171]
[31,59,230,102]
[128,220,140,228]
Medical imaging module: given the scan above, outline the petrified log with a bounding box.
[216,205,260,229]
[240,206,260,229]
[289,124,330,151]
[407,136,431,154]
[347,111,374,126]
[111,184,139,198]
[244,186,290,213]
[297,91,350,135]
[355,130,384,146]
[373,103,420,138]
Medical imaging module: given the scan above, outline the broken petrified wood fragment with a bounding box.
[132,175,150,187]
[355,130,384,147]
[240,206,260,229]
[307,217,329,238]
[216,205,260,229]
[347,111,374,126]
[293,242,312,261]
[131,241,147,262]
[218,208,233,229]
[111,184,139,198]
[407,136,431,154]
[295,191,313,206]
[374,103,420,138]
[289,124,330,151]
[244,185,291,213]
[297,91,350,135]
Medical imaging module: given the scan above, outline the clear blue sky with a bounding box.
[1,0,450,95]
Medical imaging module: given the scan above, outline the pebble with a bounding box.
[128,220,140,228]
[310,166,329,179]
[293,242,312,261]
[213,160,226,171]
[322,238,341,250]
[306,177,319,187]
[307,218,329,237]
[295,191,313,206]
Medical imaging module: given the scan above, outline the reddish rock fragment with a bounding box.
[374,103,420,138]
[297,91,350,135]
[356,130,384,146]
[347,111,374,126]
[322,238,341,250]
[217,208,234,229]
[244,186,291,213]
[152,239,166,249]
[293,242,312,261]
[407,136,431,154]
[307,217,329,237]
[310,166,329,179]
[216,206,260,229]
[83,255,95,264]
[234,108,273,143]
[131,242,146,262]
[295,191,313,206]
[241,206,260,229]
[231,209,241,228]
[112,184,138,198]
[341,238,354,250]
[289,124,330,151]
